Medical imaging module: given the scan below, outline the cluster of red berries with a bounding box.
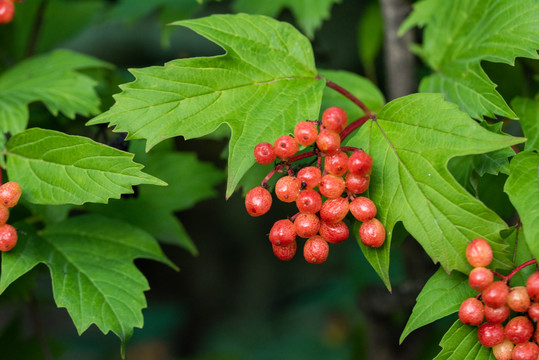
[244,106,385,264]
[458,238,539,360]
[0,0,20,24]
[0,181,21,251]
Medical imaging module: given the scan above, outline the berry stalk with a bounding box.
[320,76,372,116]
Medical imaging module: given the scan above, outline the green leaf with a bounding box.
[400,268,476,343]
[0,216,176,356]
[232,0,341,38]
[357,2,383,78]
[403,0,539,119]
[433,321,494,360]
[504,151,539,260]
[512,97,539,152]
[347,94,523,284]
[88,14,324,197]
[0,50,110,134]
[318,69,385,121]
[6,128,165,205]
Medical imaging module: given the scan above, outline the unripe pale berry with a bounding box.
[316,130,340,155]
[324,151,348,176]
[526,272,539,301]
[492,338,514,360]
[319,220,349,244]
[303,235,329,264]
[466,237,493,267]
[296,189,322,214]
[349,197,377,222]
[269,219,296,246]
[477,322,505,347]
[482,281,509,308]
[359,218,385,248]
[321,106,348,133]
[468,267,494,291]
[294,121,318,147]
[275,176,300,203]
[512,341,539,360]
[274,135,299,160]
[272,240,297,261]
[320,197,349,223]
[458,297,484,326]
[245,186,272,217]
[297,166,321,190]
[505,316,534,344]
[0,224,17,251]
[0,181,22,208]
[294,213,320,238]
[319,174,346,199]
[507,286,531,313]
[253,142,276,165]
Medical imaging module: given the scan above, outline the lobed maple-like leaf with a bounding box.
[348,93,523,289]
[6,128,165,205]
[0,216,177,357]
[400,268,476,343]
[433,321,495,360]
[232,0,340,38]
[88,13,324,197]
[0,50,110,135]
[504,151,539,261]
[401,0,539,119]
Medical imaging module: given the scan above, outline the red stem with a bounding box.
[321,77,372,115]
[340,115,372,141]
[492,259,537,282]
[287,150,317,164]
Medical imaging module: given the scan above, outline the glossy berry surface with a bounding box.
[269,219,296,246]
[0,224,17,251]
[274,135,299,160]
[253,142,276,165]
[294,213,320,238]
[321,106,348,133]
[345,172,370,194]
[275,176,300,203]
[507,286,531,313]
[349,197,377,222]
[0,181,21,208]
[482,281,509,308]
[316,130,340,155]
[296,189,322,214]
[245,186,272,217]
[0,205,9,226]
[492,339,514,360]
[320,197,349,223]
[319,174,346,199]
[297,166,321,190]
[359,218,385,248]
[466,237,493,267]
[458,297,484,326]
[468,267,494,291]
[272,240,297,261]
[527,302,539,322]
[348,150,373,176]
[294,121,318,146]
[303,236,329,264]
[478,322,505,347]
[324,150,348,176]
[484,304,510,324]
[526,272,539,301]
[512,341,539,360]
[0,0,15,24]
[505,316,534,344]
[319,220,349,244]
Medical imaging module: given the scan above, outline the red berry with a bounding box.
[484,303,510,324]
[0,205,9,226]
[348,150,373,176]
[319,220,349,244]
[0,224,17,251]
[359,218,385,248]
[492,338,514,360]
[526,272,539,301]
[482,281,509,308]
[272,240,297,261]
[294,213,320,238]
[324,151,348,176]
[294,121,318,147]
[507,286,531,313]
[274,135,299,160]
[253,142,276,165]
[296,189,322,214]
[0,0,15,24]
[478,322,505,347]
[321,107,348,133]
[468,267,494,291]
[320,197,349,224]
[505,316,534,344]
[297,166,322,190]
[275,176,300,203]
[319,174,346,199]
[0,181,21,208]
[528,302,539,322]
[466,237,493,267]
[245,186,272,217]
[269,219,296,246]
[345,172,370,194]
[316,130,341,155]
[303,235,329,264]
[349,197,377,222]
[458,297,484,326]
[512,342,539,360]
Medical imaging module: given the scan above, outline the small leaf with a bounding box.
[504,151,539,260]
[512,97,539,152]
[6,128,165,205]
[400,268,476,343]
[433,321,495,360]
[0,216,176,356]
[88,14,324,197]
[0,50,110,134]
